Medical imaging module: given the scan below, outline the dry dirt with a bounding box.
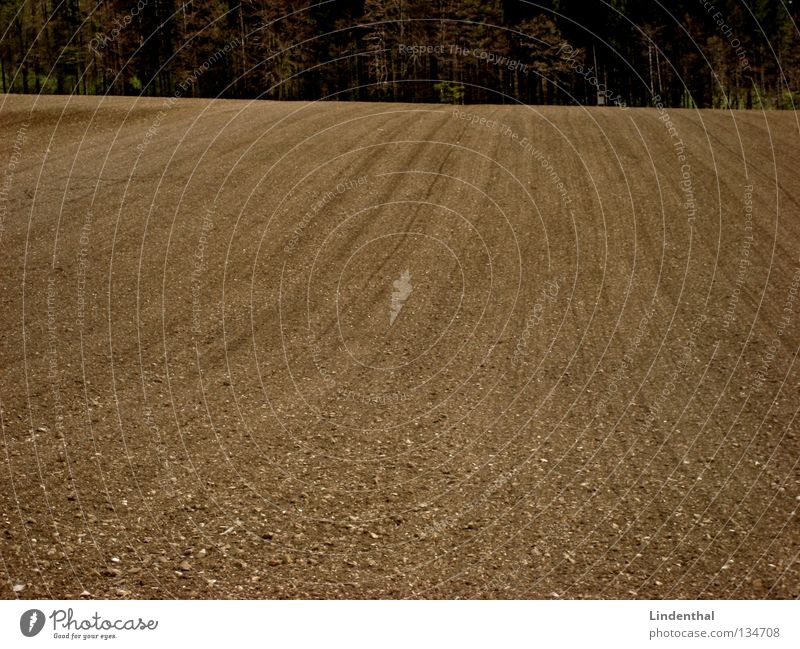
[1,94,799,599]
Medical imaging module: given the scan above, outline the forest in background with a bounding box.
[1,0,798,108]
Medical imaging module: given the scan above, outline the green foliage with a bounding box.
[434,81,465,104]
[778,91,799,110]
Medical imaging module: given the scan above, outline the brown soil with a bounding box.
[1,94,798,599]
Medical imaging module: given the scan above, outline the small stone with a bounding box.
[12,583,25,593]
[178,560,192,571]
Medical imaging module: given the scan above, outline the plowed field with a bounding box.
[1,94,798,598]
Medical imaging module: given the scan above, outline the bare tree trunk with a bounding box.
[239,7,246,97]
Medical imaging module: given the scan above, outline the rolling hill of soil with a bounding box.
[1,94,798,598]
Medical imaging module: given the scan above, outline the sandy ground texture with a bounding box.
[0,94,798,599]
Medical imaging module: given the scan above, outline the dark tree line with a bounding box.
[1,0,798,108]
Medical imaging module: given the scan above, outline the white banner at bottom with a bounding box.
[1,600,797,648]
